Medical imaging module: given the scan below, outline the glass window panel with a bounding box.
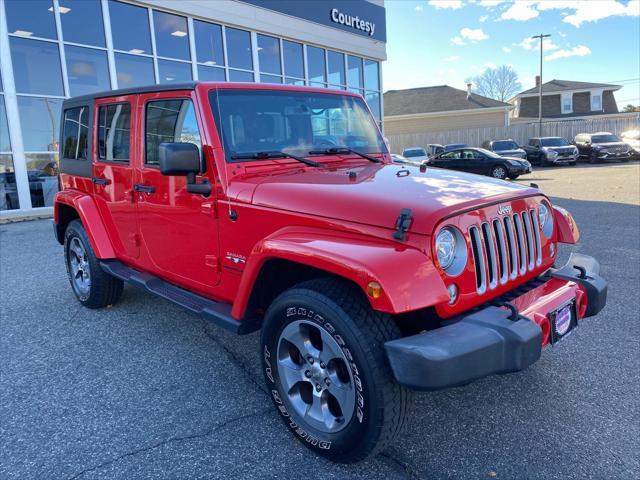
[225,28,252,70]
[307,46,326,84]
[59,0,105,47]
[98,103,131,161]
[0,154,19,210]
[364,59,379,92]
[5,0,56,40]
[65,45,110,96]
[260,74,282,84]
[347,56,363,90]
[228,69,253,82]
[282,41,303,78]
[257,34,280,75]
[366,91,381,121]
[10,37,63,96]
[25,153,59,207]
[17,96,62,151]
[194,20,224,66]
[284,77,305,86]
[114,53,155,88]
[109,1,151,54]
[1,97,11,152]
[309,82,327,88]
[62,106,89,159]
[145,99,201,165]
[153,10,189,61]
[157,59,192,84]
[198,65,225,81]
[327,51,345,86]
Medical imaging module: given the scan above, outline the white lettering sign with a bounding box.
[330,8,376,37]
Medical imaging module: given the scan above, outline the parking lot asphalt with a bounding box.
[1,162,639,480]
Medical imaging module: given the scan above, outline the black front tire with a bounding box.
[261,278,412,463]
[490,165,508,179]
[64,220,123,309]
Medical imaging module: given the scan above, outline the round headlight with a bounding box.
[436,228,456,269]
[539,202,553,237]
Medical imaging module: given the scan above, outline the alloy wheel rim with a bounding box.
[68,237,91,294]
[493,167,506,178]
[276,320,356,434]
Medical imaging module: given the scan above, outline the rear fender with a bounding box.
[54,191,116,258]
[231,227,449,319]
[553,205,580,244]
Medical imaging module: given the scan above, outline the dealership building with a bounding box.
[0,0,386,218]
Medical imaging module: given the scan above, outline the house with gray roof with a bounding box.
[383,84,512,136]
[510,78,622,120]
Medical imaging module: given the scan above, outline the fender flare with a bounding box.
[231,226,449,319]
[553,205,580,244]
[54,191,116,258]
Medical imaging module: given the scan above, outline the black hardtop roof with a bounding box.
[63,82,198,105]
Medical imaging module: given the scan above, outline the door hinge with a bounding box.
[201,201,218,218]
[205,255,220,271]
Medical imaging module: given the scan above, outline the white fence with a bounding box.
[386,113,640,152]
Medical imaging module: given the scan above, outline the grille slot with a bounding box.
[530,209,542,266]
[469,226,487,294]
[513,214,527,274]
[503,216,518,280]
[481,222,498,289]
[492,219,508,284]
[522,211,535,271]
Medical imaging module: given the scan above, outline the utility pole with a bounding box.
[532,33,550,137]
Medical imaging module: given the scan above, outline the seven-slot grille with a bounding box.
[469,208,542,294]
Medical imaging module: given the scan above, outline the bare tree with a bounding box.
[467,65,522,102]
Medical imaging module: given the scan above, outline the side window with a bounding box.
[62,106,89,160]
[441,151,459,160]
[145,99,202,166]
[98,103,131,162]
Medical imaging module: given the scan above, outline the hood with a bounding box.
[495,148,525,156]
[544,145,575,152]
[233,163,537,235]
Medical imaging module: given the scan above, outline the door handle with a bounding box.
[92,176,111,186]
[133,183,156,194]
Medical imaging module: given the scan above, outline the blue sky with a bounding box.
[382,0,640,107]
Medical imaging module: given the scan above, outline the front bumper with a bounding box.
[549,153,578,164]
[385,253,607,391]
[595,151,633,160]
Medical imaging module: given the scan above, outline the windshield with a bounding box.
[592,134,621,143]
[209,89,387,162]
[403,148,426,157]
[492,140,519,150]
[541,137,570,147]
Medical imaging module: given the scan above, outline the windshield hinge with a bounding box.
[393,208,412,241]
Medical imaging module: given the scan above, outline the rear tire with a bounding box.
[261,278,412,463]
[64,220,123,309]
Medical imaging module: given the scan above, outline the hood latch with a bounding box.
[393,208,412,241]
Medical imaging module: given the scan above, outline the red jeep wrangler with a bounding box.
[53,82,607,462]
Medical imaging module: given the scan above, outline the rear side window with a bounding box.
[145,99,201,166]
[98,103,131,162]
[62,107,89,160]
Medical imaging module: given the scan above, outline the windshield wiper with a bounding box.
[230,151,319,167]
[308,146,381,163]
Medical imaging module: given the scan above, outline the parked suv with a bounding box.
[522,137,578,165]
[482,139,527,159]
[401,147,429,164]
[575,132,634,163]
[53,82,607,463]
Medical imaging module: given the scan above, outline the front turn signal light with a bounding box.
[366,281,382,299]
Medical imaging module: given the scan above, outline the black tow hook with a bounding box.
[573,265,587,279]
[499,302,520,321]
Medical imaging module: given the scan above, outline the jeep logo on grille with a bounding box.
[497,205,512,215]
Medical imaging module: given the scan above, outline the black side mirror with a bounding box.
[159,142,211,196]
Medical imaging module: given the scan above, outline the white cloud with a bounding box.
[502,46,512,53]
[445,55,461,62]
[479,14,489,22]
[545,45,591,61]
[460,27,489,41]
[450,36,466,46]
[500,1,539,21]
[427,0,464,9]
[497,0,640,27]
[415,5,424,12]
[478,0,505,5]
[516,36,559,51]
[484,62,497,69]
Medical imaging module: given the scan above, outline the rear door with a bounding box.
[134,91,220,289]
[92,95,139,259]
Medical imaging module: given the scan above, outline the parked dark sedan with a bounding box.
[574,132,634,163]
[429,147,531,179]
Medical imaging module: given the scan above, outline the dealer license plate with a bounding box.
[549,300,578,344]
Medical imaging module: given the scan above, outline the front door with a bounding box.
[92,95,139,259]
[134,91,220,289]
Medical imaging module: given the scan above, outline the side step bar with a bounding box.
[100,260,260,335]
